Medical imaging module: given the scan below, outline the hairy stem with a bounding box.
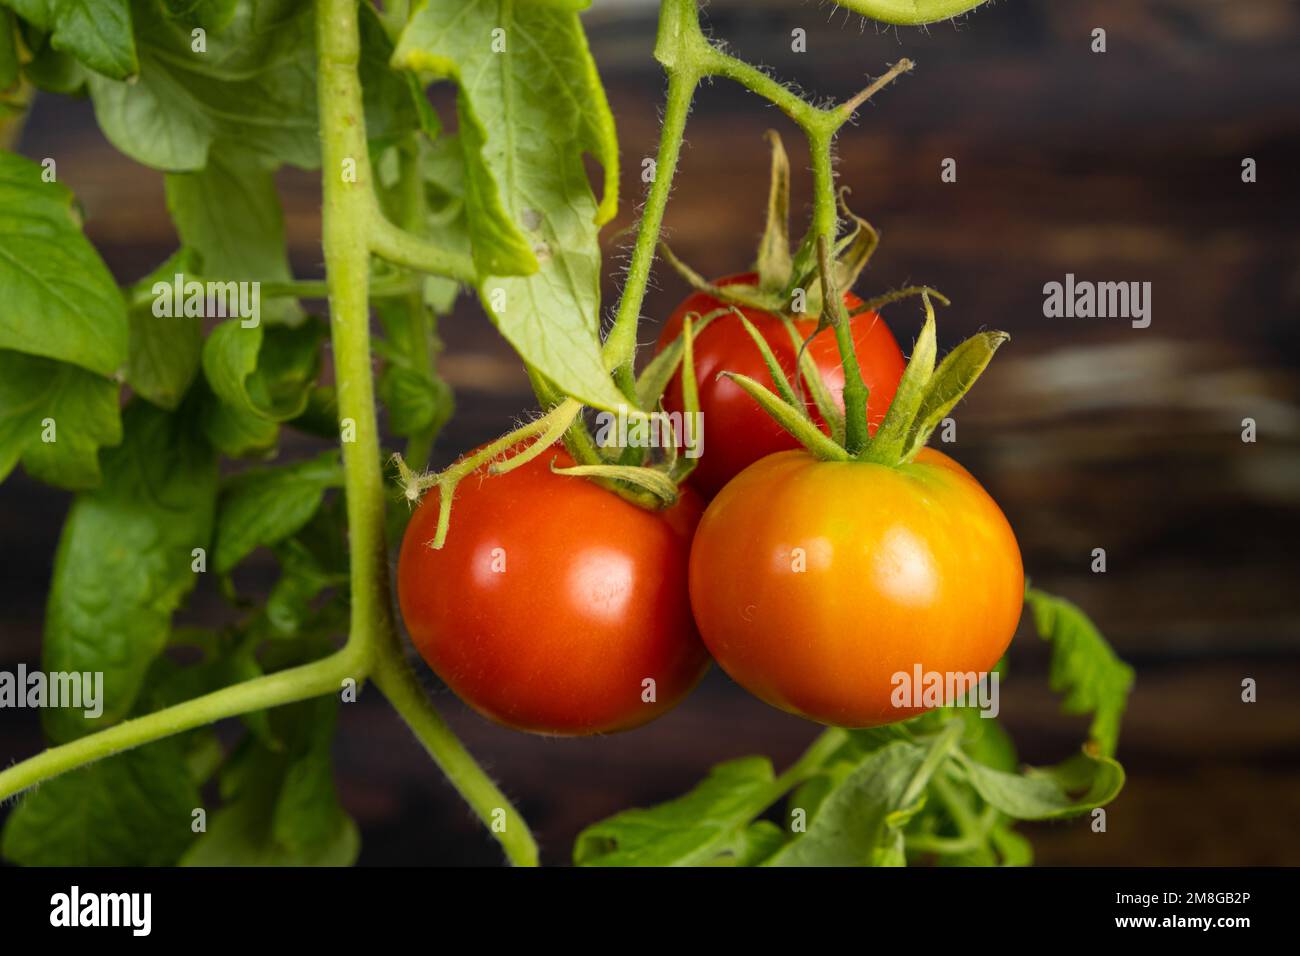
[318,0,536,863]
[602,2,702,378]
[317,0,390,678]
[396,136,440,470]
[371,643,538,867]
[0,648,362,802]
[810,143,871,455]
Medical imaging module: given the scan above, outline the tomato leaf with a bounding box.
[0,151,128,377]
[1024,587,1135,757]
[87,0,413,171]
[181,697,359,866]
[125,249,203,410]
[955,750,1126,821]
[42,400,217,743]
[19,30,87,93]
[213,451,341,575]
[374,298,454,446]
[165,148,300,324]
[0,350,122,489]
[574,757,781,866]
[394,0,629,413]
[767,739,938,866]
[160,0,237,32]
[2,0,137,80]
[201,318,326,457]
[0,737,201,866]
[0,9,19,91]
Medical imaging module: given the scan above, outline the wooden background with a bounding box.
[2,0,1299,865]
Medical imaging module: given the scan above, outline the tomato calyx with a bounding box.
[391,390,700,549]
[657,131,924,323]
[650,128,989,469]
[723,268,1009,468]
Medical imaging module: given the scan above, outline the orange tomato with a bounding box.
[687,447,1024,727]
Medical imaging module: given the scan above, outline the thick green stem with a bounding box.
[317,0,536,865]
[370,207,477,284]
[317,0,389,679]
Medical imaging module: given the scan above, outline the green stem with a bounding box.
[601,7,701,377]
[931,770,987,837]
[369,202,477,283]
[810,131,870,454]
[0,647,361,801]
[371,645,538,867]
[317,0,388,680]
[317,0,535,865]
[773,728,849,792]
[124,275,421,312]
[396,137,440,470]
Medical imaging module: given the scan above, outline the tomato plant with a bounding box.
[0,0,1132,871]
[689,447,1023,727]
[398,445,708,735]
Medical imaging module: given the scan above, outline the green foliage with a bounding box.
[85,0,412,171]
[201,319,327,457]
[124,250,205,410]
[576,595,1132,867]
[165,149,300,323]
[393,0,627,412]
[2,737,202,866]
[41,400,217,743]
[0,0,1124,871]
[213,450,341,574]
[0,151,127,375]
[1025,587,1135,757]
[0,350,121,488]
[182,696,359,866]
[1,0,137,80]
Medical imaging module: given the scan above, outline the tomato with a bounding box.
[687,447,1023,728]
[657,273,906,499]
[397,445,710,735]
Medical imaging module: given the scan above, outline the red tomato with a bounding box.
[397,445,710,735]
[657,273,906,499]
[687,447,1024,728]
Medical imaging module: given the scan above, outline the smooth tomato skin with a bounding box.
[397,448,710,735]
[688,448,1024,728]
[657,273,906,499]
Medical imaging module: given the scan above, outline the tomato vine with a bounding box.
[0,0,1130,868]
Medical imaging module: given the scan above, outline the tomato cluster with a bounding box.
[398,286,1023,735]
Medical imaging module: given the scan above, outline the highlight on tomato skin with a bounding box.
[396,444,711,736]
[656,273,907,499]
[686,446,1025,729]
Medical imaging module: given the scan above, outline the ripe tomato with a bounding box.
[657,273,906,499]
[397,445,710,735]
[687,448,1023,728]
